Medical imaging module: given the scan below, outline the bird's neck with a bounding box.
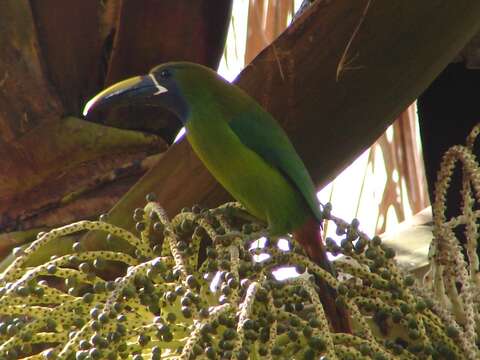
[182,84,252,155]
[181,79,252,123]
[185,104,230,149]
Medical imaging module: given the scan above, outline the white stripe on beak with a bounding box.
[149,74,168,95]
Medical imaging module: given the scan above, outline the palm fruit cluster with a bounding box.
[0,193,476,359]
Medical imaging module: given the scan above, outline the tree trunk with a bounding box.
[0,1,232,236]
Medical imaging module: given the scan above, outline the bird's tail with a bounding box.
[293,216,352,333]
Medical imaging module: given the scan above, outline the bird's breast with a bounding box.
[186,116,308,234]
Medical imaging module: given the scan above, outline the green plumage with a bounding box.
[173,63,321,235]
[230,110,322,222]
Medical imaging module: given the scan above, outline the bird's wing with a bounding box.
[229,110,322,222]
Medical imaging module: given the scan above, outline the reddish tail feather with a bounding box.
[293,216,352,333]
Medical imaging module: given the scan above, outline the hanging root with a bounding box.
[422,123,480,360]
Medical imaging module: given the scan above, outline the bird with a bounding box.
[83,61,351,333]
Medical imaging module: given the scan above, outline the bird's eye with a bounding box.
[160,69,171,78]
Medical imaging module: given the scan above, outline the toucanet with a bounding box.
[83,62,351,332]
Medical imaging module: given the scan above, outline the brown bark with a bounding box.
[0,118,165,231]
[29,0,104,116]
[240,0,480,188]
[0,1,232,234]
[245,0,293,64]
[0,0,63,141]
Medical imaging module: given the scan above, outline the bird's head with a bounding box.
[83,62,227,124]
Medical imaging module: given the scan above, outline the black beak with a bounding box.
[83,74,168,117]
